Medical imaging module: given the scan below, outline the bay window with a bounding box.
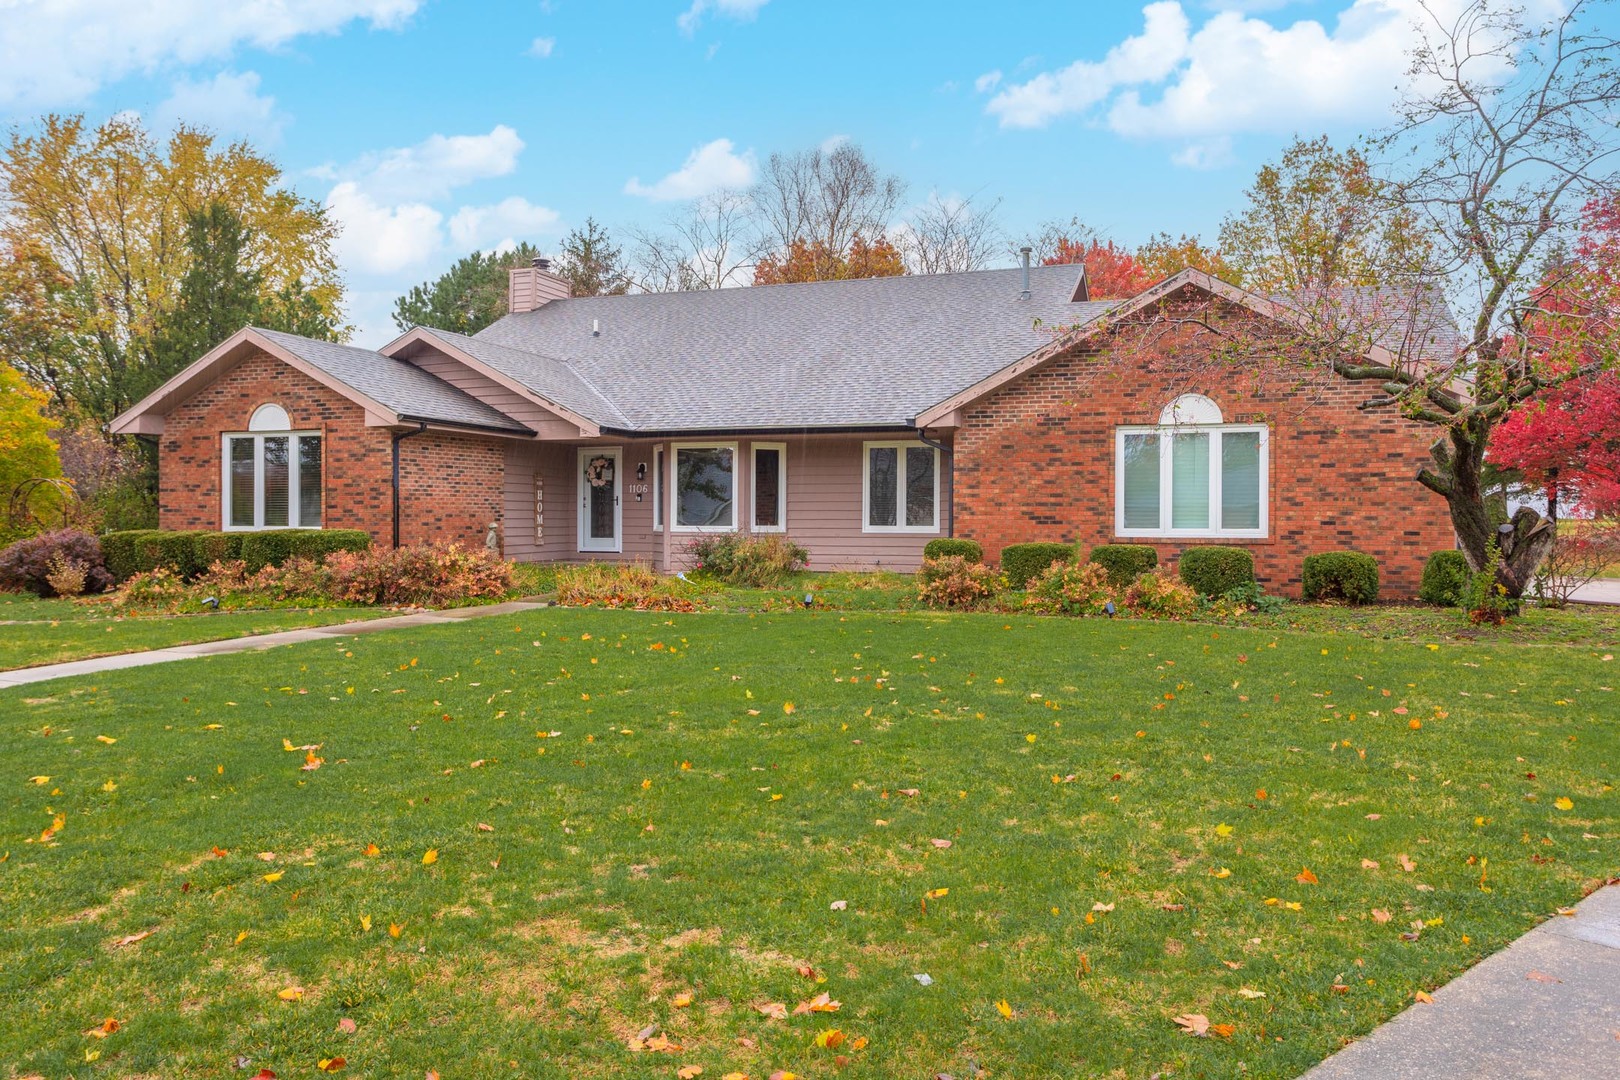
[1115,395,1267,539]
[863,441,939,533]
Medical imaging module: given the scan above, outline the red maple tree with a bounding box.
[1492,193,1620,517]
[1042,237,1151,299]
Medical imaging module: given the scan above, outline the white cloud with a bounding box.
[0,0,421,109]
[1170,135,1235,169]
[819,133,851,154]
[312,125,526,203]
[986,1,1190,129]
[319,125,557,281]
[528,36,555,58]
[325,182,443,275]
[448,196,561,250]
[152,70,285,144]
[985,0,1531,146]
[677,0,770,35]
[974,69,1003,93]
[624,138,757,201]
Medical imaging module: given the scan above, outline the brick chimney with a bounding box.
[507,256,571,315]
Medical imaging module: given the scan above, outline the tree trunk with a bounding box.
[1432,421,1554,599]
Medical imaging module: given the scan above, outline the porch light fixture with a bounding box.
[637,462,646,480]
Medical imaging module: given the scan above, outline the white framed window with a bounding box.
[863,441,939,533]
[751,442,786,532]
[671,442,737,532]
[652,445,665,532]
[1114,395,1267,539]
[222,430,323,530]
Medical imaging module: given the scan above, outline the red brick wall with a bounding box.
[158,348,503,550]
[398,432,504,548]
[952,298,1456,598]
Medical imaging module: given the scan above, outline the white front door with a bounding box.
[578,447,622,553]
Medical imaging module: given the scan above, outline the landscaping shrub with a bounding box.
[242,529,372,572]
[101,529,161,582]
[103,529,360,580]
[1214,581,1287,616]
[923,538,984,563]
[1418,550,1471,606]
[323,543,509,607]
[1177,545,1255,597]
[135,530,208,579]
[0,529,113,596]
[1087,544,1158,587]
[1531,525,1620,607]
[916,555,1004,610]
[1465,538,1518,625]
[1024,560,1116,616]
[686,533,809,586]
[45,553,89,597]
[1124,569,1200,619]
[1301,551,1381,605]
[191,531,244,570]
[999,542,1076,588]
[555,562,701,612]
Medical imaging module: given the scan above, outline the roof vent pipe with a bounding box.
[533,256,551,270]
[1019,246,1032,301]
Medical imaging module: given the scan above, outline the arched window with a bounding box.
[1159,393,1223,426]
[223,405,323,530]
[1115,394,1269,539]
[249,403,292,431]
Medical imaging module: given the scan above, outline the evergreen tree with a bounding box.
[392,243,541,334]
[556,218,630,297]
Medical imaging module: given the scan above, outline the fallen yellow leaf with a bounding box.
[422,848,438,866]
[995,998,1013,1018]
[277,986,304,1001]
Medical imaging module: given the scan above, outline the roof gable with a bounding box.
[109,327,533,437]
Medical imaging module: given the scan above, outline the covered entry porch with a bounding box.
[499,432,952,573]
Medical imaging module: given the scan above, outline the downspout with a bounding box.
[391,422,428,549]
[914,428,954,539]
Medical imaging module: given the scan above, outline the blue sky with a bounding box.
[0,0,1547,343]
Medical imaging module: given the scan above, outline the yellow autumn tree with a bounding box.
[0,361,64,527]
[0,114,342,423]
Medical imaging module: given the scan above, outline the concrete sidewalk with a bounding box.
[1570,578,1620,605]
[0,599,549,689]
[1302,883,1620,1079]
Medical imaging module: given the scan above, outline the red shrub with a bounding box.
[0,529,114,596]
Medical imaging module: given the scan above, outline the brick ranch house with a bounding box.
[110,261,1458,596]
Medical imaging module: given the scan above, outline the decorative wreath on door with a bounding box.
[585,455,615,489]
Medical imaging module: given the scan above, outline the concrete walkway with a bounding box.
[1570,578,1620,605]
[0,599,549,689]
[1302,883,1620,1079]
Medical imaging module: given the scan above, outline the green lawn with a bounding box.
[2,608,1615,1079]
[0,593,386,671]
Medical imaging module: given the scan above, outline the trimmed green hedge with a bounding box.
[923,538,985,563]
[240,529,373,572]
[1178,545,1255,597]
[1419,550,1471,607]
[999,542,1077,589]
[102,528,372,580]
[1301,551,1380,604]
[102,529,163,582]
[1087,544,1158,587]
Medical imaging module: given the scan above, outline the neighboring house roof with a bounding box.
[253,329,534,433]
[473,264,1113,432]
